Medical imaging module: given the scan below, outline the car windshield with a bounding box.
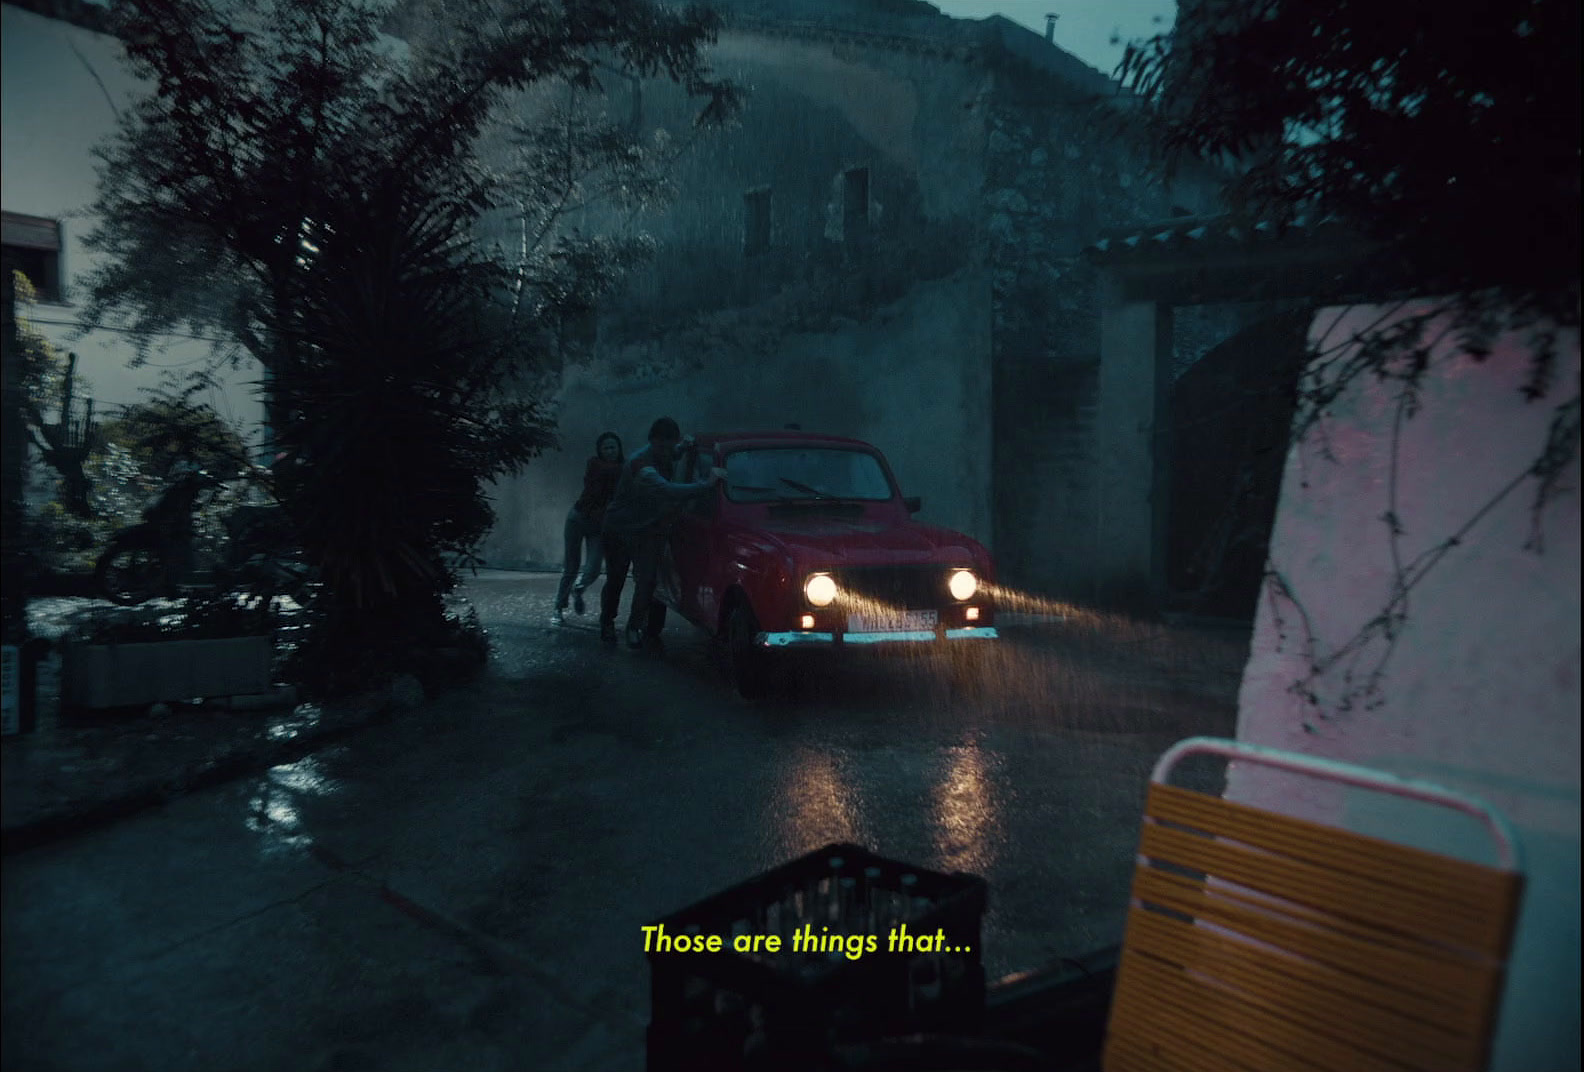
[723,447,894,503]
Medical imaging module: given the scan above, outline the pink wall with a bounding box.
[1232,300,1580,1069]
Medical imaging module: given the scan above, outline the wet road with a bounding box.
[2,571,1240,1072]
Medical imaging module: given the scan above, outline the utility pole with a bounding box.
[1,266,29,647]
[2,263,40,735]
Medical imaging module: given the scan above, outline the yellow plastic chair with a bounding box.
[1105,737,1525,1072]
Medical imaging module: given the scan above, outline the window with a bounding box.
[723,448,894,503]
[2,212,63,303]
[561,303,598,355]
[743,187,772,256]
[842,167,870,243]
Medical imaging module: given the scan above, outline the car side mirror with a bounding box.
[903,496,922,513]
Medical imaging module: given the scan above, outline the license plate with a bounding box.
[846,609,938,633]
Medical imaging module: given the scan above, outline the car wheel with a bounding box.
[727,602,774,700]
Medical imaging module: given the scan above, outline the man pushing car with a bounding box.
[600,416,723,649]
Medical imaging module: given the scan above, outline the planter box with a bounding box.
[62,636,274,709]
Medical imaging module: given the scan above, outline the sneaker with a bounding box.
[552,608,565,626]
[599,621,617,644]
[572,589,586,616]
[625,626,645,650]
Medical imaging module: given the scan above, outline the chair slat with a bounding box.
[1111,948,1483,1072]
[1148,783,1517,916]
[1108,972,1318,1072]
[1138,821,1515,956]
[1124,906,1476,1068]
[1130,865,1501,1018]
[1105,1027,1272,1072]
[1138,851,1468,962]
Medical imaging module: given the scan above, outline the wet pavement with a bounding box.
[1,596,390,851]
[1,571,1245,1072]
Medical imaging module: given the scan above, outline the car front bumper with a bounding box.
[756,627,998,648]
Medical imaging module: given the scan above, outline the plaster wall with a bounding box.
[981,84,1224,600]
[1092,294,1171,609]
[478,267,993,575]
[0,3,265,435]
[1231,302,1581,1070]
[706,31,990,223]
[575,29,990,336]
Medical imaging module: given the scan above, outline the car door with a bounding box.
[667,447,721,627]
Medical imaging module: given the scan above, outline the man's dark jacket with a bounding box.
[602,444,712,538]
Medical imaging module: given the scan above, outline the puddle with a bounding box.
[265,703,323,742]
[268,754,339,796]
[245,754,341,855]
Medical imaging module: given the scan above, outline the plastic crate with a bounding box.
[646,843,989,1071]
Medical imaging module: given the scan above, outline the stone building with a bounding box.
[477,0,1250,610]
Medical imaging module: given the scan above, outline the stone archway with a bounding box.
[1167,309,1312,619]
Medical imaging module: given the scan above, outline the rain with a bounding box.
[2,1,1578,1070]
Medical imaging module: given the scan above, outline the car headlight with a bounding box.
[804,573,838,607]
[947,569,978,601]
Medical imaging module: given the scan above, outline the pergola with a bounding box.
[1085,213,1388,610]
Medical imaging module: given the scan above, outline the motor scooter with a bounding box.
[93,468,313,605]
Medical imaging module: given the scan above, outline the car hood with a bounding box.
[746,515,984,565]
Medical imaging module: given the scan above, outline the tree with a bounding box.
[96,375,253,480]
[8,324,251,576]
[1117,0,1580,397]
[10,273,102,519]
[78,0,738,693]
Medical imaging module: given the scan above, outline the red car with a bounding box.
[658,431,998,697]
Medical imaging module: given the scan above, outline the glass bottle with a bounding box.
[862,865,886,937]
[825,856,846,924]
[898,873,919,924]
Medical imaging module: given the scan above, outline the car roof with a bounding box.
[699,431,880,451]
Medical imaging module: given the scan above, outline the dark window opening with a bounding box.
[842,167,870,243]
[2,246,61,303]
[743,187,772,256]
[2,211,63,303]
[561,304,599,355]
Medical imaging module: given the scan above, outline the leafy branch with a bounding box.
[1266,311,1579,725]
[76,0,742,696]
